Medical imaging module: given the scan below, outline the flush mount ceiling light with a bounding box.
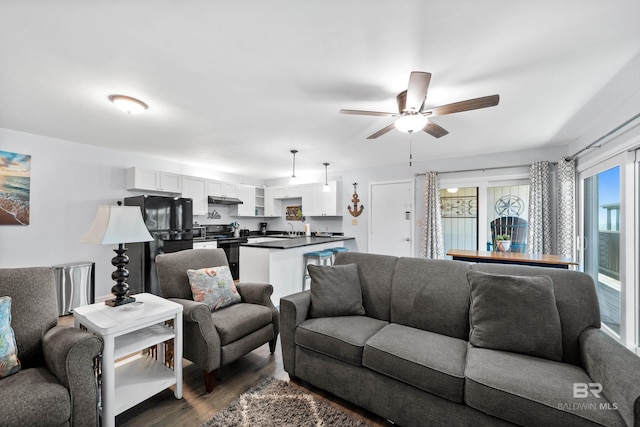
[394,113,429,133]
[323,162,331,192]
[108,94,148,115]
[289,149,298,185]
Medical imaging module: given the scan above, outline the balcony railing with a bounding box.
[598,230,620,280]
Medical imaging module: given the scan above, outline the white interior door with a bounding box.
[369,181,414,257]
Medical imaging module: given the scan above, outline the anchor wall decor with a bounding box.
[348,182,364,217]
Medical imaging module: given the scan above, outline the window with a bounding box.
[440,187,478,255]
[583,166,621,334]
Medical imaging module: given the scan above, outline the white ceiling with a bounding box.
[1,1,639,179]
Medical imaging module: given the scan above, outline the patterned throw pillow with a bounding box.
[0,296,21,379]
[187,266,241,311]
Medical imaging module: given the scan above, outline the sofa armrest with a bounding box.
[580,327,640,426]
[236,282,279,340]
[279,290,311,376]
[43,325,103,427]
[168,297,222,372]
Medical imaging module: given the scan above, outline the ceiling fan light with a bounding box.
[108,95,148,114]
[395,114,429,133]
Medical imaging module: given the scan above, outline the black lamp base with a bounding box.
[105,295,137,307]
[105,244,135,307]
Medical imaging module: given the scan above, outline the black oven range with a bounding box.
[202,224,248,280]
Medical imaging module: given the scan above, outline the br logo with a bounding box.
[573,383,603,398]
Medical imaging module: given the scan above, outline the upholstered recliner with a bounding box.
[155,248,279,392]
[0,267,103,427]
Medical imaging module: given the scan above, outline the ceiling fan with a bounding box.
[340,71,500,139]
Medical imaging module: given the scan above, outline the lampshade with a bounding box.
[395,114,429,133]
[108,95,148,115]
[81,205,153,245]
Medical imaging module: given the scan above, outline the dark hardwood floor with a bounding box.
[58,315,393,426]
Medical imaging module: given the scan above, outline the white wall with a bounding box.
[1,126,569,300]
[0,128,262,299]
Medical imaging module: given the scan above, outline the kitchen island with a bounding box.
[240,235,355,305]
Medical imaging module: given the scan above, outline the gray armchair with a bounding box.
[0,267,103,427]
[155,249,279,392]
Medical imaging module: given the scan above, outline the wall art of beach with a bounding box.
[0,150,31,225]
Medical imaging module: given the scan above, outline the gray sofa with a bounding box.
[0,267,103,427]
[280,252,640,427]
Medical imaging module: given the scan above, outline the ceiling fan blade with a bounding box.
[340,109,397,117]
[424,94,500,117]
[405,72,431,112]
[423,121,449,138]
[367,123,396,139]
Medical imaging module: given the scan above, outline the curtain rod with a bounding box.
[415,163,554,177]
[568,111,640,160]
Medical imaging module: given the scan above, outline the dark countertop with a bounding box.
[241,235,354,249]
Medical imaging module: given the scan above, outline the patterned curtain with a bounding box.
[557,157,576,258]
[527,161,552,254]
[422,172,444,259]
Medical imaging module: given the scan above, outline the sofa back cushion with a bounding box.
[0,267,58,369]
[334,252,398,322]
[391,258,471,341]
[471,263,600,366]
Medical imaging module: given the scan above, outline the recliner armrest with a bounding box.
[43,325,103,427]
[580,327,640,427]
[236,282,274,306]
[168,297,214,325]
[279,291,311,376]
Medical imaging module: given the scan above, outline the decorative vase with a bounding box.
[497,240,511,252]
[234,228,240,237]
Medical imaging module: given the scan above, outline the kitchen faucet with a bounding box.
[288,223,294,236]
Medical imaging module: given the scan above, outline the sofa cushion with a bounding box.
[296,316,388,366]
[0,367,71,426]
[468,270,563,361]
[211,302,273,345]
[465,346,625,427]
[391,258,471,340]
[308,264,365,318]
[0,296,20,379]
[334,252,398,322]
[363,323,467,403]
[187,266,241,311]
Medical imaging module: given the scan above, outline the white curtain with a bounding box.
[527,161,552,254]
[421,172,444,259]
[557,157,576,258]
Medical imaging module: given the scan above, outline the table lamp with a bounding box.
[81,203,153,306]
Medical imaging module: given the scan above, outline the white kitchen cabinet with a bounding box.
[230,184,256,217]
[208,180,237,198]
[126,168,182,193]
[255,187,265,217]
[264,187,281,217]
[193,241,217,249]
[271,185,301,199]
[181,176,207,215]
[302,181,339,216]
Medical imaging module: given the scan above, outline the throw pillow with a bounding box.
[187,266,241,311]
[467,270,563,362]
[308,263,365,318]
[0,296,21,379]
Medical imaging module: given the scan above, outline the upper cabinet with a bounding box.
[181,176,207,215]
[271,185,302,199]
[126,167,182,193]
[208,180,237,198]
[302,181,340,216]
[229,184,256,217]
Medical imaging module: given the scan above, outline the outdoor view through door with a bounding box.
[584,166,621,334]
[440,187,478,255]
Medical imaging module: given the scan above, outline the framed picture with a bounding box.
[0,150,31,225]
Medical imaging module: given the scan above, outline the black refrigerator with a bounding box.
[125,195,193,295]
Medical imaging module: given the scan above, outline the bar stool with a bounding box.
[302,250,333,291]
[328,246,349,264]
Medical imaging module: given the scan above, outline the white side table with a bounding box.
[73,293,183,427]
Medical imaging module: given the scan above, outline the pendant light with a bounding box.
[322,162,331,192]
[289,149,298,185]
